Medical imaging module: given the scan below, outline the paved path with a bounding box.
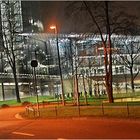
[0,107,140,139]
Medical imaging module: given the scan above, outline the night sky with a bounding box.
[22,1,140,34]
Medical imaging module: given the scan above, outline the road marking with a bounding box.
[12,131,35,137]
[15,113,23,120]
[57,138,68,140]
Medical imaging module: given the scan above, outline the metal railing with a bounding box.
[25,102,140,118]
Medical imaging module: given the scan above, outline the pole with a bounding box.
[126,102,129,117]
[31,58,39,117]
[1,52,5,101]
[82,74,87,105]
[33,66,39,116]
[74,39,79,106]
[57,83,59,106]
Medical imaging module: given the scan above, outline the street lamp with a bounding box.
[50,25,65,106]
[50,25,57,33]
[31,59,40,116]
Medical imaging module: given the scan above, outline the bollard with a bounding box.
[101,103,104,115]
[25,106,29,115]
[126,102,129,117]
[42,101,45,108]
[55,106,58,117]
[27,105,36,117]
[33,109,36,117]
[77,105,80,117]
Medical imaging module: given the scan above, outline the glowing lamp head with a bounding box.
[50,26,56,30]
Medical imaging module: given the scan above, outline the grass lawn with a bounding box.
[0,95,107,106]
[113,91,140,98]
[1,94,140,119]
[0,99,21,106]
[0,95,54,106]
[1,93,140,106]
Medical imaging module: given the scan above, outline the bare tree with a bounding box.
[61,36,94,105]
[115,35,140,93]
[0,0,23,102]
[66,1,137,103]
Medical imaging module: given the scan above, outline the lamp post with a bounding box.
[50,25,65,106]
[31,59,40,116]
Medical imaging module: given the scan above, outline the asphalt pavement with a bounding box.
[0,106,140,139]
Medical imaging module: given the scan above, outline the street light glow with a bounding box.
[50,25,56,29]
[50,25,57,34]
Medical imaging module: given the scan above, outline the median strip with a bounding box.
[12,131,35,137]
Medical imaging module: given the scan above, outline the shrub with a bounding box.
[22,101,31,106]
[1,104,10,108]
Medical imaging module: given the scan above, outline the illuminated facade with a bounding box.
[0,0,23,34]
[20,33,140,96]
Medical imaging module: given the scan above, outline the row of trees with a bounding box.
[59,33,140,105]
[65,1,140,103]
[0,0,22,102]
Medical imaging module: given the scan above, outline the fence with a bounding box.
[25,102,140,118]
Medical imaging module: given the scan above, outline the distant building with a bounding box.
[21,1,44,33]
[0,0,23,34]
[20,33,140,95]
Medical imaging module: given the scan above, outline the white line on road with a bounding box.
[12,131,35,137]
[15,113,23,120]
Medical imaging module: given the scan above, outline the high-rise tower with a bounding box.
[0,0,23,34]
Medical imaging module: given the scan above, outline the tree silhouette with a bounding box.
[1,0,23,102]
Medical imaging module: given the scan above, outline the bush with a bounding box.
[22,101,31,106]
[1,104,10,108]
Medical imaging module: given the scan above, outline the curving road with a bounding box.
[0,107,140,139]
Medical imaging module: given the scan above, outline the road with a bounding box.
[0,107,140,139]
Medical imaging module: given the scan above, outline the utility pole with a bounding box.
[50,25,65,106]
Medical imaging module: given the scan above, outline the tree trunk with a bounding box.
[1,82,5,101]
[82,75,87,105]
[1,53,5,101]
[83,1,114,103]
[13,67,21,103]
[130,67,135,93]
[123,67,128,94]
[105,1,114,103]
[75,73,79,106]
[124,74,128,94]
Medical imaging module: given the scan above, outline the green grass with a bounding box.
[21,95,54,103]
[1,94,138,119]
[113,91,140,99]
[0,92,140,107]
[0,95,54,106]
[0,100,21,106]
